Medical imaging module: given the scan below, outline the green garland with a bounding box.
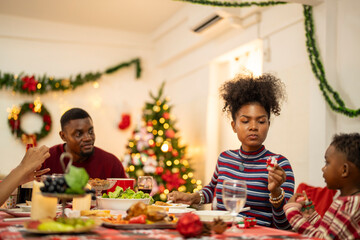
[177,0,359,118]
[303,6,360,117]
[0,58,141,95]
[175,0,287,7]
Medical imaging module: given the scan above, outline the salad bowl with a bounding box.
[97,197,150,210]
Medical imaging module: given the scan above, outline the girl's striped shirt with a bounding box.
[201,145,295,229]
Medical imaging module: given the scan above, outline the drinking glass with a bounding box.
[222,179,247,232]
[137,176,153,194]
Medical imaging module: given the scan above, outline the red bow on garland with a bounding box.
[21,76,38,92]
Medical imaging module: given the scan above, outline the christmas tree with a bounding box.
[122,82,202,202]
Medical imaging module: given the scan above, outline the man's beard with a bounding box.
[80,149,94,157]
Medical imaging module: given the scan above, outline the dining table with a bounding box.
[0,211,320,240]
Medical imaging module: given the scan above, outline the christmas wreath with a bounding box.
[8,101,52,145]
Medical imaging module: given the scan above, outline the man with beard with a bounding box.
[42,108,126,179]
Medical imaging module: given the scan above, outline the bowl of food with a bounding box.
[96,186,153,211]
[97,197,151,211]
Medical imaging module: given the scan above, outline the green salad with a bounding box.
[102,186,154,204]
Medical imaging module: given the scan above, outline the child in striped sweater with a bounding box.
[284,133,360,239]
[168,74,295,229]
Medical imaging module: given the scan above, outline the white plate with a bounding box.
[155,203,189,209]
[168,208,195,217]
[102,222,176,230]
[16,203,31,212]
[24,220,100,234]
[0,208,30,217]
[194,210,234,222]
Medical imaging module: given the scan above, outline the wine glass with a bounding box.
[137,176,153,194]
[222,179,247,232]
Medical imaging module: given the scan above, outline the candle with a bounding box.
[30,181,57,220]
[72,194,91,211]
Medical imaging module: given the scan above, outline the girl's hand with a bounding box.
[268,163,286,194]
[167,191,199,205]
[19,145,50,184]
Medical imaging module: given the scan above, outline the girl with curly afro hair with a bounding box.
[169,74,295,230]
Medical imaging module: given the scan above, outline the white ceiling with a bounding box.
[0,0,186,34]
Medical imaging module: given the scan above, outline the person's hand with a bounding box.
[268,163,286,196]
[284,193,304,215]
[19,145,50,184]
[167,191,199,205]
[288,193,303,204]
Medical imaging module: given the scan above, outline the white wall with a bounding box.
[1,0,359,191]
[0,14,161,175]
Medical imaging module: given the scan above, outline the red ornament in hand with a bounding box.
[177,213,203,238]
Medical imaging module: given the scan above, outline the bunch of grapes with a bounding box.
[40,175,96,200]
[40,176,68,193]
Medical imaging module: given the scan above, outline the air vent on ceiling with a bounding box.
[192,14,223,33]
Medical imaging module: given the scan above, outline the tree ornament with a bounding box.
[135,169,144,177]
[162,112,170,120]
[155,166,164,175]
[118,113,131,130]
[177,213,203,238]
[158,185,165,193]
[172,150,179,157]
[143,157,158,174]
[161,170,186,191]
[165,129,175,138]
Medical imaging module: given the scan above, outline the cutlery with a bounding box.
[3,217,31,222]
[240,207,250,212]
